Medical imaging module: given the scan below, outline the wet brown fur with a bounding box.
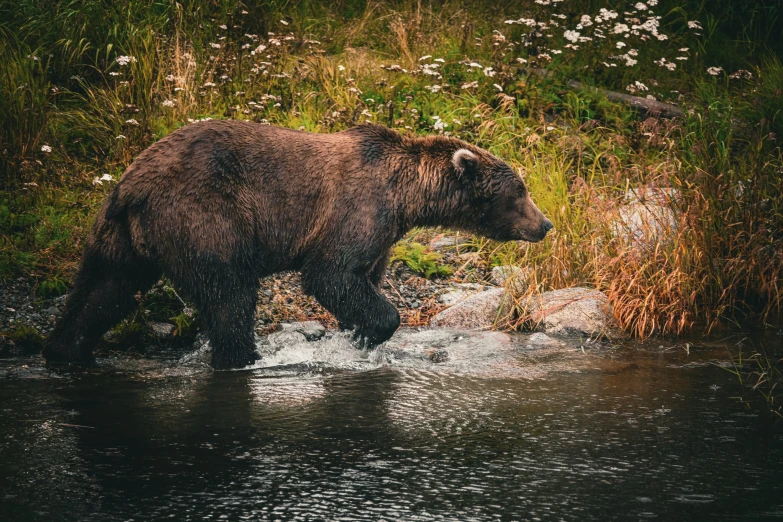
[43,121,550,368]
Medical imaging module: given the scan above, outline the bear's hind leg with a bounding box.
[44,257,159,364]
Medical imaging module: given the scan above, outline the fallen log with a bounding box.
[522,68,686,119]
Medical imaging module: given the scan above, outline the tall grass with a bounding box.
[1,0,782,342]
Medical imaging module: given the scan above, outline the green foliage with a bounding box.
[9,325,44,354]
[170,311,196,338]
[37,274,68,298]
[392,242,453,279]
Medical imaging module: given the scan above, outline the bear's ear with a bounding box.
[451,148,478,178]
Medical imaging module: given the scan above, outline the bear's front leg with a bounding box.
[302,266,400,349]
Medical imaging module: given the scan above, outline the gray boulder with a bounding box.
[430,288,511,329]
[520,287,615,337]
[438,283,489,306]
[491,265,529,293]
[276,321,326,341]
[148,322,176,338]
[429,234,471,252]
[612,187,679,246]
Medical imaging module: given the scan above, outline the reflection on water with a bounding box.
[1,330,782,521]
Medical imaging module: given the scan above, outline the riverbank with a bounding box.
[2,1,782,341]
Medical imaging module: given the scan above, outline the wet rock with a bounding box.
[430,288,511,329]
[491,265,529,293]
[266,330,308,348]
[148,322,176,339]
[527,332,557,345]
[521,287,615,337]
[277,321,326,341]
[428,349,450,363]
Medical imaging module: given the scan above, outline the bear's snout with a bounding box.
[541,218,554,236]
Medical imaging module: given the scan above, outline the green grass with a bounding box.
[392,242,453,279]
[1,0,782,349]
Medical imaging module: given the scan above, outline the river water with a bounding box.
[1,328,781,521]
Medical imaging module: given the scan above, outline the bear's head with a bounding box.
[450,148,553,243]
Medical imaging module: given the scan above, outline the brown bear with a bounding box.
[43,121,552,369]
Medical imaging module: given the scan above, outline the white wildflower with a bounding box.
[516,57,528,64]
[679,47,689,52]
[675,56,688,61]
[729,69,752,80]
[468,62,482,68]
[626,81,648,93]
[564,30,580,43]
[125,118,139,125]
[461,81,478,90]
[219,24,227,30]
[483,67,496,77]
[493,83,503,91]
[40,145,52,153]
[616,41,627,48]
[434,58,445,63]
[599,8,618,20]
[579,15,593,27]
[687,20,702,30]
[613,23,630,34]
[424,85,442,93]
[115,55,136,66]
[161,99,176,107]
[628,49,639,56]
[92,174,113,186]
[338,65,345,71]
[109,72,121,76]
[635,3,648,10]
[648,0,658,5]
[707,66,723,76]
[210,43,221,49]
[280,20,288,25]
